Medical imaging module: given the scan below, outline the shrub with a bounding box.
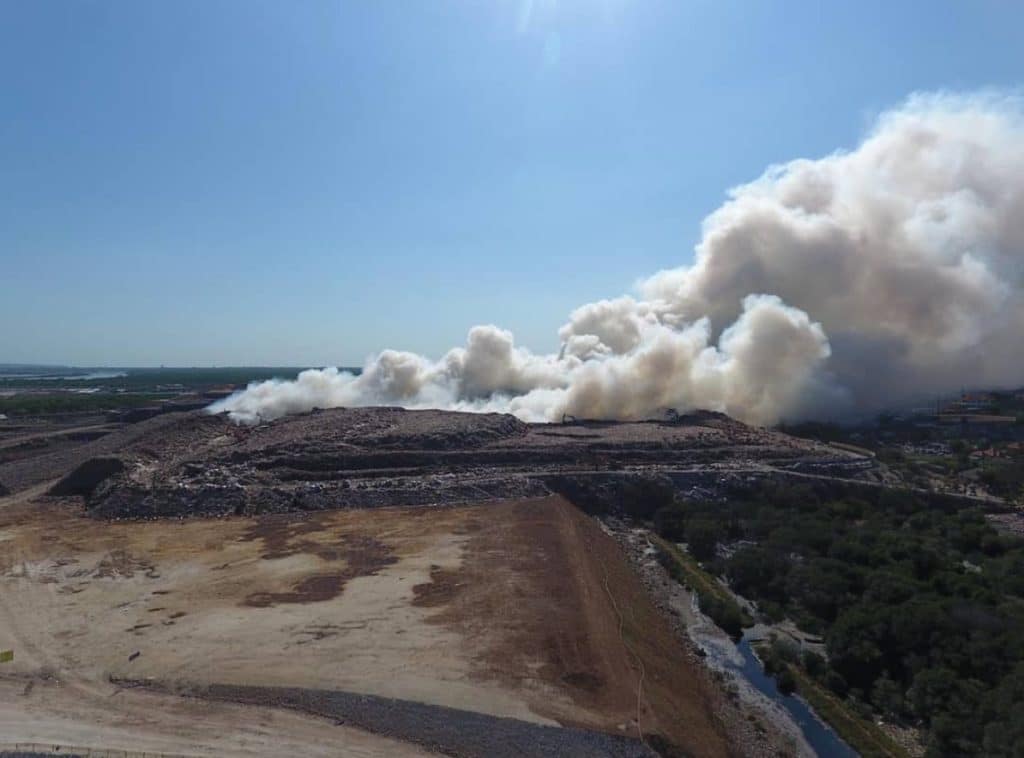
[776,667,797,695]
[698,592,745,639]
[824,669,849,697]
[802,649,826,678]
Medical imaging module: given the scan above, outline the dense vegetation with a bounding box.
[652,482,1024,757]
[652,536,750,638]
[0,393,166,416]
[977,456,1024,501]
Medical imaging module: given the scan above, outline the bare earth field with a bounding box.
[0,489,727,756]
[0,406,868,756]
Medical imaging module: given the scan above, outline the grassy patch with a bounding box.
[788,665,911,758]
[0,393,166,416]
[828,440,877,457]
[651,534,752,638]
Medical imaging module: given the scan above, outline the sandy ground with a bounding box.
[0,490,728,756]
[0,498,547,723]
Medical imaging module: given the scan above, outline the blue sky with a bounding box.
[2,1,1022,367]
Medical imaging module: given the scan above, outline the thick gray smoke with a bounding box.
[213,92,1024,426]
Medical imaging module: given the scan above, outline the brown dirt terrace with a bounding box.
[0,406,862,756]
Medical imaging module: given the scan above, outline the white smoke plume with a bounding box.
[213,91,1024,426]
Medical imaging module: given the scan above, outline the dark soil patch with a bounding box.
[239,514,323,559]
[242,533,398,608]
[245,573,348,607]
[239,512,390,563]
[48,456,126,497]
[94,549,157,579]
[562,671,605,692]
[411,565,463,608]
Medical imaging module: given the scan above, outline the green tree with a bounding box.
[685,519,721,562]
[871,674,906,720]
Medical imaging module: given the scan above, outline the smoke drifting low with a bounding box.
[213,92,1024,426]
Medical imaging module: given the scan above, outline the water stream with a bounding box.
[723,635,858,757]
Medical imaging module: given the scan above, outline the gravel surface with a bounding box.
[117,681,657,758]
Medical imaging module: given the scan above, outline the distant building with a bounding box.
[203,386,237,400]
[942,392,995,415]
[938,413,1020,441]
[970,442,1023,460]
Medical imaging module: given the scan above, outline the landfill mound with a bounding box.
[45,406,878,519]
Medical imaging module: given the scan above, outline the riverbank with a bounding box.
[613,520,923,758]
[608,521,816,758]
[785,666,917,758]
[649,534,751,637]
[640,523,924,758]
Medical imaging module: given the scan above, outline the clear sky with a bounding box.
[2,1,1022,367]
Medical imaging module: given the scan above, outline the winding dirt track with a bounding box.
[598,546,648,748]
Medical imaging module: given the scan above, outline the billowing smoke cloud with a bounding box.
[213,91,1024,426]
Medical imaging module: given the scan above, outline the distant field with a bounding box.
[0,393,167,416]
[0,367,368,417]
[0,366,350,390]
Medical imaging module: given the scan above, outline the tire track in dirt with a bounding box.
[597,548,648,748]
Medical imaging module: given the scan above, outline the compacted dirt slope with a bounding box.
[414,496,730,753]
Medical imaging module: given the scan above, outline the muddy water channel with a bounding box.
[690,603,856,758]
[730,636,857,758]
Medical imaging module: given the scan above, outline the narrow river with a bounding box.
[631,528,861,757]
[682,588,856,757]
[724,635,857,757]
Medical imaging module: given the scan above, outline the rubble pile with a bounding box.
[58,406,879,519]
